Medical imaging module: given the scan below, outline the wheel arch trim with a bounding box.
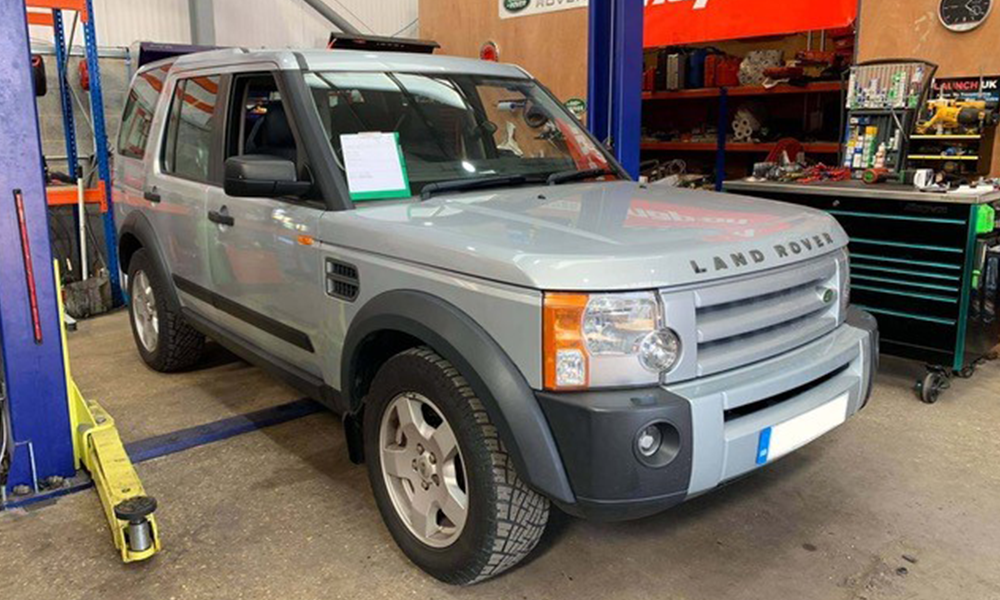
[342,290,575,504]
[118,211,179,307]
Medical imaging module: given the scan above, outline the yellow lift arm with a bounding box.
[56,262,161,562]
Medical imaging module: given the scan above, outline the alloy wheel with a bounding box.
[379,391,469,548]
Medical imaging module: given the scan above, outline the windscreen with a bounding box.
[305,71,615,197]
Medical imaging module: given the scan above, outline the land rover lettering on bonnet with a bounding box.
[690,233,837,274]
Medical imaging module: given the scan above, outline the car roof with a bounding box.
[156,48,531,80]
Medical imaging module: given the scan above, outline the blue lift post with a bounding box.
[587,0,643,179]
[1,0,76,493]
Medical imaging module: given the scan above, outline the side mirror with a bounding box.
[224,155,311,198]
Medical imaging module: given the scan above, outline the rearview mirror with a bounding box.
[224,155,311,198]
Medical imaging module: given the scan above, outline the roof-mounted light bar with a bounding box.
[327,33,440,54]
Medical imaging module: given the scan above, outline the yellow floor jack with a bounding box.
[55,262,161,562]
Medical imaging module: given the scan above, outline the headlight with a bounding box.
[544,292,681,390]
[582,293,657,355]
[639,329,681,372]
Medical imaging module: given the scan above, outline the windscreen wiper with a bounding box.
[420,175,528,200]
[546,167,618,186]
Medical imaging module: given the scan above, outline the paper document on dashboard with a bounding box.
[340,132,411,201]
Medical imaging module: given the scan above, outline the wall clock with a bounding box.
[939,0,993,32]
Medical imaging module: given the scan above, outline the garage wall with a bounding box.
[419,0,589,102]
[29,0,419,49]
[857,0,1000,175]
[29,0,193,46]
[213,0,419,48]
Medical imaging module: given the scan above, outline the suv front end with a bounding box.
[534,249,878,521]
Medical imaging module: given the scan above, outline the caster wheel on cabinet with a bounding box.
[916,371,948,404]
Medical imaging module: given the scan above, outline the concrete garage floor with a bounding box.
[2,311,999,600]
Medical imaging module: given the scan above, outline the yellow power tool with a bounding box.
[916,98,998,135]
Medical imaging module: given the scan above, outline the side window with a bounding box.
[162,75,221,182]
[224,73,318,202]
[226,73,298,164]
[117,69,167,159]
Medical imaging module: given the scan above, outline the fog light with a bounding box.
[639,329,681,373]
[633,421,682,468]
[636,425,662,457]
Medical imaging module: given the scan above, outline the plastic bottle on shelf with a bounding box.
[874,143,887,169]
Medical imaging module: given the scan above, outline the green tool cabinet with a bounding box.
[725,180,1000,402]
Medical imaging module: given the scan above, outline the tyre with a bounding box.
[363,347,550,585]
[127,249,205,372]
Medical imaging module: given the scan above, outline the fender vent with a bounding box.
[325,259,359,302]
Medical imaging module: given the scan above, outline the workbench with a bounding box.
[724,179,1000,402]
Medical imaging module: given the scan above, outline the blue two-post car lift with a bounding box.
[2,0,160,562]
[1,0,76,499]
[587,0,643,179]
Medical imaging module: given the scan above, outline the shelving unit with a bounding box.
[642,80,847,190]
[911,134,982,140]
[907,155,980,161]
[643,81,844,101]
[641,141,840,153]
[25,0,121,303]
[906,125,995,177]
[730,141,841,153]
[841,60,936,175]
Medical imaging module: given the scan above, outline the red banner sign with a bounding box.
[644,0,857,48]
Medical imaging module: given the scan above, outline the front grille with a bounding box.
[693,253,844,377]
[723,364,848,422]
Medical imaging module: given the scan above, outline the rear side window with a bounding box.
[162,75,221,182]
[117,68,168,159]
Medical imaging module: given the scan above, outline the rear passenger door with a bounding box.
[146,73,224,319]
[114,65,167,231]
[204,72,325,376]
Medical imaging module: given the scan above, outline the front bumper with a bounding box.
[536,307,878,521]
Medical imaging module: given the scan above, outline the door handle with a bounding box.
[144,189,161,203]
[208,210,235,227]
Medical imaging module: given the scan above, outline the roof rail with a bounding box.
[134,42,246,68]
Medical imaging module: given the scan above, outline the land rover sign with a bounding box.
[500,0,589,19]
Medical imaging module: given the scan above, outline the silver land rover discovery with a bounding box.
[113,42,878,585]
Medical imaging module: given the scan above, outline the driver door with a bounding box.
[205,71,325,376]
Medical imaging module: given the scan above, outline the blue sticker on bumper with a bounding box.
[756,427,772,465]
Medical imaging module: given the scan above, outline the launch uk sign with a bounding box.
[500,0,589,20]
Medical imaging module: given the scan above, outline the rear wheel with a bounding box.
[363,347,550,585]
[127,249,205,372]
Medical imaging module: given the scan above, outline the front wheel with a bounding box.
[363,347,550,585]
